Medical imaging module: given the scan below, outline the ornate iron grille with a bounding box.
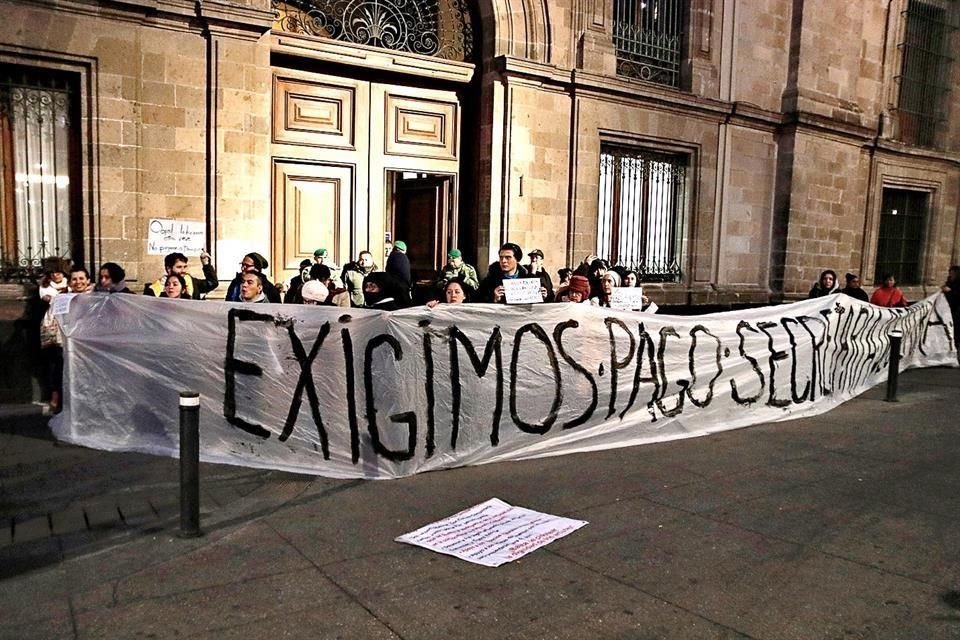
[613,0,685,87]
[272,0,475,62]
[874,188,928,285]
[0,69,77,283]
[895,0,956,148]
[597,147,687,282]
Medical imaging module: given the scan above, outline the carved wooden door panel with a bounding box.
[368,83,461,269]
[271,72,369,274]
[271,71,461,281]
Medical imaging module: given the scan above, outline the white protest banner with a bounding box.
[147,219,206,256]
[503,277,543,304]
[396,498,588,567]
[610,287,645,311]
[51,293,957,479]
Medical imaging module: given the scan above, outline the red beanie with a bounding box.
[568,275,591,299]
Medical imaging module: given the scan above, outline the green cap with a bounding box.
[313,248,328,258]
[394,240,407,252]
[448,248,462,259]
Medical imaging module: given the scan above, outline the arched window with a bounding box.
[272,0,475,62]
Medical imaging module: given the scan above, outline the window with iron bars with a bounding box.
[895,0,957,148]
[612,0,686,88]
[874,187,928,286]
[597,147,687,282]
[0,65,81,283]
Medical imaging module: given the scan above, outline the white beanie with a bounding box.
[301,280,327,303]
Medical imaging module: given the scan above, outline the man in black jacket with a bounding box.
[478,242,542,303]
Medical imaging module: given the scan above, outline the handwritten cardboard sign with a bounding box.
[503,278,542,304]
[147,219,206,256]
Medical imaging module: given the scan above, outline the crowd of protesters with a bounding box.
[30,240,960,412]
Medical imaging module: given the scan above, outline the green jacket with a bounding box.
[435,263,480,292]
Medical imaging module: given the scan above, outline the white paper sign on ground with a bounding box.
[147,218,206,256]
[503,277,543,304]
[610,287,645,310]
[395,498,588,567]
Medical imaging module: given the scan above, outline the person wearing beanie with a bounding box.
[435,248,479,293]
[95,262,132,294]
[143,251,218,299]
[478,242,539,303]
[591,270,621,307]
[386,240,412,292]
[557,275,591,303]
[225,251,281,302]
[839,272,868,302]
[300,280,328,305]
[306,263,350,307]
[284,258,314,304]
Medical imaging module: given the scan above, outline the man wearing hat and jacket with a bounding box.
[386,240,412,291]
[435,248,479,292]
[526,248,554,302]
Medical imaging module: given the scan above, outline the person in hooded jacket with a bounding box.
[225,252,281,302]
[362,271,410,311]
[808,269,839,298]
[95,262,133,294]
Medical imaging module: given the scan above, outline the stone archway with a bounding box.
[476,0,552,63]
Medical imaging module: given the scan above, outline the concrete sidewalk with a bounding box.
[2,367,960,639]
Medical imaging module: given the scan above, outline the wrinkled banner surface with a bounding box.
[51,293,957,479]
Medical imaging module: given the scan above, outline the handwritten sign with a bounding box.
[503,278,543,304]
[395,498,588,567]
[147,219,206,256]
[610,287,645,310]
[51,293,76,316]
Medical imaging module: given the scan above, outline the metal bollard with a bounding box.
[179,391,202,537]
[885,329,903,403]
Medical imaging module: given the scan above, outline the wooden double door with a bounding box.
[271,70,461,282]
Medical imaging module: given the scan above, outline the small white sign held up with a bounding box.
[503,278,543,304]
[610,287,645,311]
[395,498,588,567]
[147,219,206,256]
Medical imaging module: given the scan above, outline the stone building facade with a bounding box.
[0,0,958,399]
